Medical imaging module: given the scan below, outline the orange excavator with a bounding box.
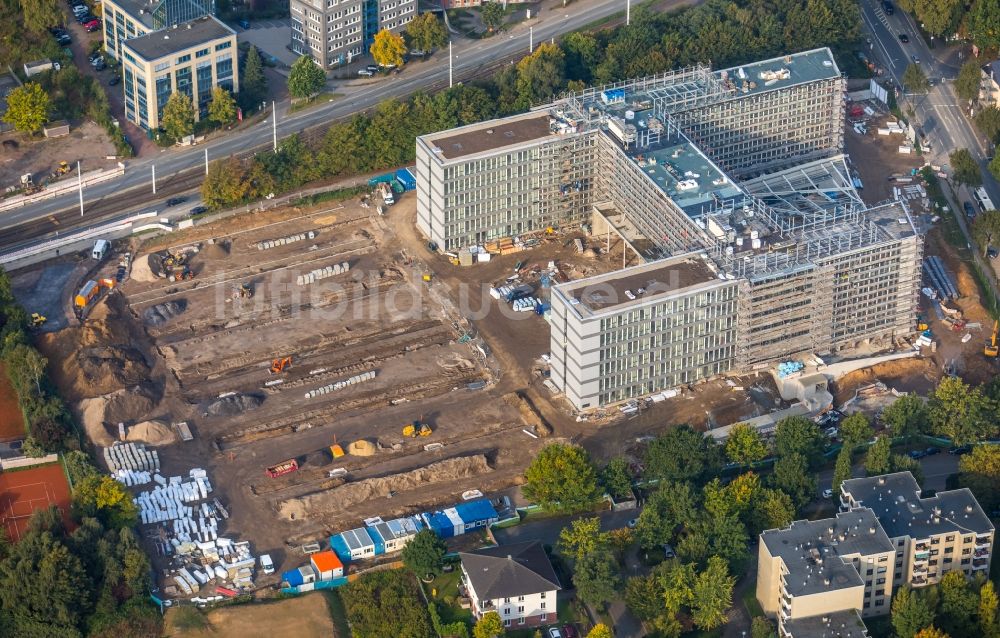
[269,356,292,374]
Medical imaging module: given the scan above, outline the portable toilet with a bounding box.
[310,550,344,580]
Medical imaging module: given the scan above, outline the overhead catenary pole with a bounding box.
[449,41,453,88]
[626,0,631,26]
[77,161,83,217]
[151,164,156,195]
[529,26,533,53]
[204,147,209,175]
[272,100,277,152]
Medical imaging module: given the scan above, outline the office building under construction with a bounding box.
[414,48,922,411]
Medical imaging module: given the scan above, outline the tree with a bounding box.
[201,157,251,209]
[903,63,930,94]
[774,416,826,467]
[645,425,721,484]
[586,624,613,638]
[401,529,446,578]
[573,551,620,610]
[865,436,892,476]
[892,454,924,485]
[977,107,1000,144]
[973,211,1000,255]
[558,517,607,563]
[956,61,983,103]
[625,573,665,622]
[748,488,795,535]
[2,82,50,134]
[72,475,138,529]
[882,395,929,438]
[208,87,237,126]
[909,0,961,37]
[404,13,447,52]
[960,444,1000,512]
[725,423,769,466]
[939,571,977,636]
[981,581,999,638]
[288,55,326,100]
[522,443,601,513]
[21,0,61,36]
[928,376,996,444]
[950,149,983,188]
[599,457,633,500]
[751,616,776,638]
[839,412,872,448]
[64,451,99,487]
[913,629,950,638]
[160,91,195,141]
[481,2,505,33]
[240,45,267,110]
[770,453,816,510]
[472,611,504,638]
[969,0,1000,50]
[892,585,937,638]
[832,447,853,495]
[371,29,407,69]
[690,556,735,630]
[634,481,695,549]
[515,43,565,106]
[0,530,91,631]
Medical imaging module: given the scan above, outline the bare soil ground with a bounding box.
[0,122,118,190]
[0,364,25,442]
[163,593,336,638]
[844,115,923,205]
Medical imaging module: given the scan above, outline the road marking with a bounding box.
[862,9,897,71]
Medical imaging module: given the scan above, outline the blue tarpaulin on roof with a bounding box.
[454,500,499,528]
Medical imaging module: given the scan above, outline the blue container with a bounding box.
[395,168,417,191]
[454,500,499,530]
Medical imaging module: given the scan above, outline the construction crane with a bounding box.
[269,356,292,374]
[402,420,432,437]
[986,320,999,358]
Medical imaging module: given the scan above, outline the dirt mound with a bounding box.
[78,397,115,447]
[126,420,177,446]
[204,393,263,417]
[143,300,187,326]
[278,454,492,520]
[78,345,150,393]
[200,240,230,260]
[102,384,159,423]
[347,439,376,456]
[131,254,161,283]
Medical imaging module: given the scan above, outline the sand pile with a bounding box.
[78,397,114,447]
[126,420,178,446]
[347,439,376,456]
[102,384,159,423]
[204,393,263,417]
[278,454,492,520]
[200,240,230,260]
[131,254,160,283]
[143,300,187,326]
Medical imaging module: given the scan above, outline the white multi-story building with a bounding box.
[290,0,415,68]
[459,541,561,629]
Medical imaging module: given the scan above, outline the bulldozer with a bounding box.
[233,283,254,300]
[269,356,292,374]
[52,161,71,178]
[162,250,187,268]
[986,320,999,358]
[402,421,432,437]
[29,313,46,330]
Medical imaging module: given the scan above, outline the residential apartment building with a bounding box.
[120,16,238,131]
[290,0,415,68]
[840,472,994,589]
[103,0,215,61]
[757,472,994,638]
[459,541,561,629]
[980,60,1000,106]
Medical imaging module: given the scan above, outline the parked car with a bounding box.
[909,449,926,459]
[238,18,250,29]
[85,20,101,32]
[898,33,909,43]
[189,205,208,215]
[76,13,96,23]
[662,543,676,558]
[165,196,187,207]
[548,629,563,638]
[925,447,941,456]
[108,76,119,86]
[822,489,834,498]
[911,54,920,64]
[259,554,274,574]
[626,518,638,529]
[883,0,894,14]
[964,201,976,218]
[988,246,999,259]
[56,33,71,45]
[357,69,373,77]
[366,64,378,72]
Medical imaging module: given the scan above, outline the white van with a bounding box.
[92,239,109,260]
[259,554,275,575]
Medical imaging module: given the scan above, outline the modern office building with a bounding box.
[289,0,416,68]
[840,472,995,589]
[120,16,238,131]
[416,47,923,411]
[103,0,215,61]
[757,472,994,638]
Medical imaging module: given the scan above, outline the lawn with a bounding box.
[289,92,341,113]
[424,567,474,626]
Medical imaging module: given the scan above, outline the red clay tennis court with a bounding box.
[0,462,72,542]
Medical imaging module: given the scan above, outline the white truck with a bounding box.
[92,239,110,260]
[259,554,275,575]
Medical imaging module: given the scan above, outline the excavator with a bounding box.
[233,283,254,299]
[29,313,46,330]
[986,320,999,358]
[402,420,432,437]
[269,356,292,374]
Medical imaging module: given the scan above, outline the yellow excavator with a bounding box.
[986,320,999,358]
[402,420,432,437]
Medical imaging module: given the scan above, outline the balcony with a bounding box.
[973,558,989,570]
[976,548,991,558]
[912,576,928,586]
[915,542,930,552]
[913,551,929,562]
[912,564,927,575]
[976,536,993,549]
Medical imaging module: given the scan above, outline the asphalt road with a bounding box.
[3,0,642,233]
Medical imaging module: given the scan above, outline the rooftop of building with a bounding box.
[554,252,723,316]
[459,541,561,600]
[840,472,994,540]
[423,113,558,160]
[760,508,893,598]
[782,609,869,638]
[716,48,841,97]
[630,139,742,216]
[122,15,233,61]
[107,0,157,28]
